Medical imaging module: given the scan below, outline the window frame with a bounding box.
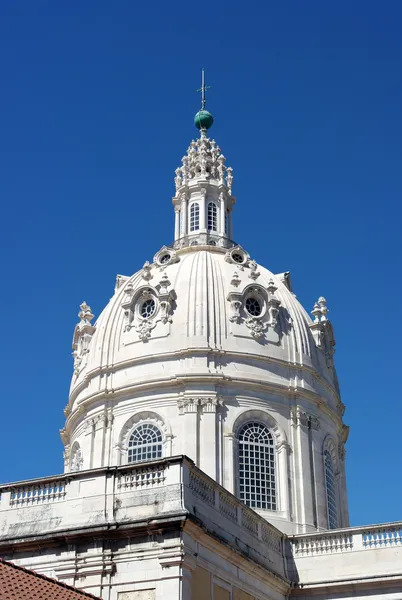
[324,448,338,529]
[127,422,163,464]
[189,202,200,232]
[236,420,277,511]
[207,201,218,232]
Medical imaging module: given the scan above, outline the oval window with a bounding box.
[141,298,156,318]
[159,253,171,264]
[245,296,262,317]
[232,252,244,264]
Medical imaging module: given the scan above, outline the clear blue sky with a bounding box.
[0,1,401,527]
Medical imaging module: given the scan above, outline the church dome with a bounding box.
[63,110,348,535]
[70,245,336,403]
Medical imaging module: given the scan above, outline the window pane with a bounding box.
[237,422,276,510]
[324,450,338,529]
[190,203,200,232]
[128,423,163,464]
[207,202,217,231]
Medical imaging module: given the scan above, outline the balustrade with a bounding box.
[9,481,67,506]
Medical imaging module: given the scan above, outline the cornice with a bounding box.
[68,347,340,407]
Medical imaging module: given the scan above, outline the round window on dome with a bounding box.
[140,298,156,319]
[159,253,171,265]
[245,296,262,317]
[231,251,245,264]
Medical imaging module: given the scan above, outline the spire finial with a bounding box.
[197,68,211,110]
[194,68,214,132]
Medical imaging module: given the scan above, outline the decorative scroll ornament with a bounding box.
[227,290,243,323]
[157,273,175,324]
[134,319,156,342]
[245,317,267,339]
[267,279,281,327]
[72,302,95,376]
[121,276,175,341]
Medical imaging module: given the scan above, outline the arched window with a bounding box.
[237,422,276,510]
[207,202,217,231]
[190,203,200,232]
[324,449,338,529]
[128,423,163,464]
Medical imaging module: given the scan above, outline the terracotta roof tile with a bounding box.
[0,559,101,599]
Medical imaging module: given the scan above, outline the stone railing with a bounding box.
[186,467,283,556]
[171,233,236,250]
[292,522,402,556]
[9,480,67,506]
[117,463,166,490]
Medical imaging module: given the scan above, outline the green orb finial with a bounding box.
[194,109,214,131]
[195,69,213,131]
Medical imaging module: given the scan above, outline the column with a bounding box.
[181,198,187,236]
[228,211,233,240]
[219,193,225,236]
[291,406,317,532]
[174,208,180,240]
[276,441,291,518]
[199,189,206,231]
[178,398,199,465]
[224,433,235,494]
[199,398,217,479]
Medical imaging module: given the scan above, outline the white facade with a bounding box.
[64,130,348,535]
[0,118,400,600]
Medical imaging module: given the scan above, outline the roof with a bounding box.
[0,558,101,600]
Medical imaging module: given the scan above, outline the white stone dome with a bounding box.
[63,128,348,535]
[70,244,337,407]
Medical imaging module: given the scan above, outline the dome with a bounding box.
[63,123,348,535]
[70,244,337,405]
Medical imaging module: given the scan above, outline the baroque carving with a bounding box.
[72,302,95,377]
[245,317,267,339]
[310,296,336,369]
[177,396,224,415]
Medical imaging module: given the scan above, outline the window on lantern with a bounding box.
[190,203,200,232]
[127,423,163,463]
[207,202,217,231]
[324,449,338,529]
[237,422,276,510]
[225,210,229,235]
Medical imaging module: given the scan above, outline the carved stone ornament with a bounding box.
[230,271,241,287]
[72,302,95,377]
[227,290,243,323]
[70,445,83,472]
[309,296,336,369]
[177,396,224,415]
[153,246,179,267]
[142,261,152,281]
[245,317,267,339]
[134,319,156,342]
[121,278,175,341]
[290,406,320,430]
[248,259,260,280]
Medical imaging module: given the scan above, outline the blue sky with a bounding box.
[0,1,401,527]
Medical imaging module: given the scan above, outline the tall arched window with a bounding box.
[237,422,276,510]
[324,449,338,529]
[128,423,163,464]
[207,202,217,231]
[190,203,200,232]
